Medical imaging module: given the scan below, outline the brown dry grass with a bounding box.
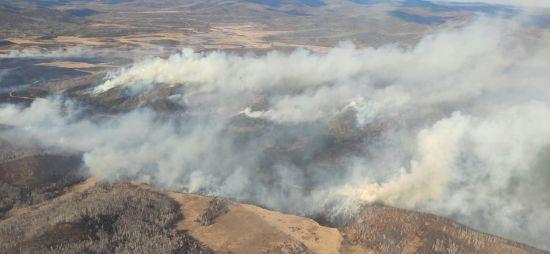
[54,36,110,46]
[167,192,341,254]
[36,61,98,69]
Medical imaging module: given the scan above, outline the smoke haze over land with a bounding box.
[1,17,550,250]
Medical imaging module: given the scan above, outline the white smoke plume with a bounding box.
[1,17,550,250]
[0,47,95,59]
[0,46,171,62]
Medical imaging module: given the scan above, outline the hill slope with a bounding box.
[0,178,545,253]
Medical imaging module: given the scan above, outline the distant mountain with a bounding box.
[351,0,517,14]
[0,0,133,8]
[243,0,326,7]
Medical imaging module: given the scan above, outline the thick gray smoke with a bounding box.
[1,17,550,250]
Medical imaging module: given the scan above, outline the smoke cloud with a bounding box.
[0,47,95,59]
[1,17,550,250]
[0,46,171,62]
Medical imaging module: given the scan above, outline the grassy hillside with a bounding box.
[0,4,85,39]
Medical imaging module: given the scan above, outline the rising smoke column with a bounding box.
[1,17,550,250]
